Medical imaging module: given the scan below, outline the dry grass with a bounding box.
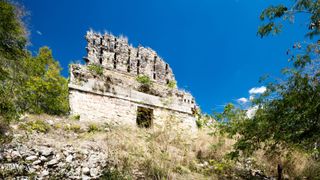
[251,148,319,179]
[98,117,237,179]
[10,114,320,179]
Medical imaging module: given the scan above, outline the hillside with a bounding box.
[1,0,319,179]
[1,114,317,179]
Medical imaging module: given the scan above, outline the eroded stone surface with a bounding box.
[0,142,109,179]
[69,30,199,130]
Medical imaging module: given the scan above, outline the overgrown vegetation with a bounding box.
[88,63,104,76]
[70,114,80,121]
[136,75,153,93]
[258,0,320,38]
[22,47,69,115]
[0,0,319,179]
[167,80,177,89]
[100,168,130,180]
[0,0,69,142]
[214,0,320,179]
[88,123,101,133]
[63,123,82,133]
[19,119,51,133]
[0,0,28,124]
[136,75,152,85]
[100,116,237,179]
[195,114,214,129]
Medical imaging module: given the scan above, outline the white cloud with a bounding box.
[36,30,42,35]
[237,97,248,104]
[249,95,254,101]
[249,86,266,95]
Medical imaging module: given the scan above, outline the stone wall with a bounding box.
[69,85,196,130]
[69,30,198,130]
[84,30,175,85]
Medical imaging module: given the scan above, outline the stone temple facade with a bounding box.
[69,30,198,129]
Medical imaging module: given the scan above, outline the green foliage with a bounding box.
[196,114,213,129]
[88,63,103,76]
[22,47,69,115]
[0,0,28,124]
[0,0,27,60]
[100,168,130,180]
[0,1,69,135]
[88,123,101,133]
[64,124,82,133]
[70,124,81,133]
[136,75,152,85]
[302,160,320,179]
[218,0,320,163]
[167,80,176,89]
[136,75,153,94]
[143,158,169,180]
[19,119,51,133]
[70,114,80,121]
[260,5,288,21]
[0,121,11,144]
[195,119,203,129]
[258,0,320,38]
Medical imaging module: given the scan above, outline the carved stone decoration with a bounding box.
[69,30,199,130]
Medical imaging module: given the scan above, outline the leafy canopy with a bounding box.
[0,1,69,127]
[0,0,28,122]
[258,0,320,38]
[217,0,320,159]
[22,47,69,115]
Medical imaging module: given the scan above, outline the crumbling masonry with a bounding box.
[69,30,198,129]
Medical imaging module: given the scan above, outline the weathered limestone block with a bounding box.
[84,30,176,85]
[69,30,199,130]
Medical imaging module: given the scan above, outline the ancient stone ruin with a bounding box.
[69,30,198,129]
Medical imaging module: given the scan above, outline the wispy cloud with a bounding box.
[237,97,248,104]
[36,30,42,35]
[232,86,266,118]
[249,86,266,95]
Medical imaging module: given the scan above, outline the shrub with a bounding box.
[70,114,80,121]
[100,168,130,180]
[136,75,153,94]
[22,47,70,115]
[88,123,100,133]
[53,123,62,129]
[302,160,320,179]
[0,120,11,144]
[142,158,169,179]
[64,124,82,133]
[196,114,214,129]
[19,119,51,133]
[167,80,176,89]
[88,63,103,76]
[196,119,204,129]
[136,75,152,85]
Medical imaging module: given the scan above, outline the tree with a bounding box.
[0,1,69,140]
[0,0,28,122]
[217,0,319,178]
[22,47,69,115]
[258,0,319,38]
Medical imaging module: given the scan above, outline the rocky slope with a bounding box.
[0,114,276,180]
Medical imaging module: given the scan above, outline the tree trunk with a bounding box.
[277,163,283,180]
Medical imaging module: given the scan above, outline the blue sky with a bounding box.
[22,0,306,113]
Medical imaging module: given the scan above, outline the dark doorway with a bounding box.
[136,107,153,128]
